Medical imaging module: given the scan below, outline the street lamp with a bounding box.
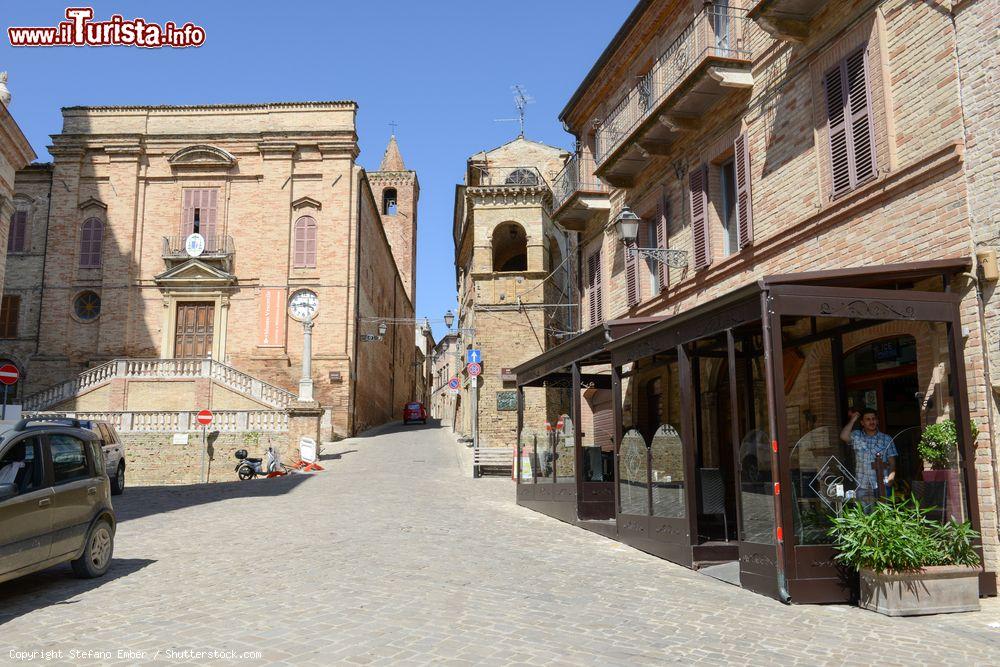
[614,206,689,269]
[443,310,455,329]
[613,206,641,245]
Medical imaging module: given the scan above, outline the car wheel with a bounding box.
[71,519,114,579]
[111,461,125,495]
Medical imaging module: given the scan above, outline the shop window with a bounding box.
[79,218,104,268]
[7,210,27,254]
[0,296,19,338]
[492,222,527,272]
[293,216,318,268]
[619,429,650,515]
[383,188,398,215]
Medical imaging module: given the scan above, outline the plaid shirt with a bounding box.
[850,429,897,492]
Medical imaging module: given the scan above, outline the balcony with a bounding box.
[162,234,235,270]
[594,5,755,187]
[747,0,830,42]
[550,153,611,231]
[468,165,547,189]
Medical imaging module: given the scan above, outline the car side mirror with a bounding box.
[0,483,17,501]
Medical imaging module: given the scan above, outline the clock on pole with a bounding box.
[287,289,320,401]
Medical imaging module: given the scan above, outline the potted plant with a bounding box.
[919,419,975,514]
[829,496,981,616]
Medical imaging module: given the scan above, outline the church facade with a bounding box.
[1,102,417,437]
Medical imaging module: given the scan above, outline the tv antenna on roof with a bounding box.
[494,84,534,137]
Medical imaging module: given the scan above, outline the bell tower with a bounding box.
[369,135,419,306]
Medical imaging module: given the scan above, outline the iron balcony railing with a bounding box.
[162,234,235,259]
[595,5,753,164]
[468,165,547,188]
[551,152,610,212]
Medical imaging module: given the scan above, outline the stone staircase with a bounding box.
[22,358,297,412]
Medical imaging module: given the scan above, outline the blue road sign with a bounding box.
[467,349,482,364]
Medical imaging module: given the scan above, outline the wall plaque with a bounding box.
[496,390,518,411]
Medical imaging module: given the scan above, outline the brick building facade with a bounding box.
[0,73,37,313]
[0,102,415,437]
[512,0,1000,599]
[453,137,573,447]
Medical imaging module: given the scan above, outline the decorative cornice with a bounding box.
[467,185,551,209]
[168,144,237,168]
[63,101,357,112]
[78,196,107,211]
[291,196,322,211]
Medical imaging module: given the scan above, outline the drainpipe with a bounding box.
[34,167,54,357]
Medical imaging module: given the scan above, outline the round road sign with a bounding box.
[0,364,20,386]
[196,409,214,426]
[448,377,460,390]
[467,362,482,377]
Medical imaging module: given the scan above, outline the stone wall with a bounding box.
[121,430,287,486]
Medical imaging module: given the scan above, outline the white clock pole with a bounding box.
[299,317,314,402]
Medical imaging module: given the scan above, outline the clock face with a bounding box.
[288,289,319,321]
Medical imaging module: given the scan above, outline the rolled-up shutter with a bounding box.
[734,133,753,250]
[690,165,710,270]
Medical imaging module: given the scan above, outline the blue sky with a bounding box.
[0,1,632,341]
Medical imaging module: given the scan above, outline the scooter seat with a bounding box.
[245,457,263,464]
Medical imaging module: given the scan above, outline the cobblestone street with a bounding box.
[1,422,999,666]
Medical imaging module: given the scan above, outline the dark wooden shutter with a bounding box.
[825,48,876,198]
[734,133,753,250]
[7,211,27,253]
[690,165,710,270]
[656,195,668,291]
[79,218,103,268]
[588,249,603,326]
[625,231,639,308]
[846,48,877,185]
[0,295,19,338]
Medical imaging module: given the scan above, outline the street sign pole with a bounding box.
[2,384,7,421]
[201,425,207,484]
[0,363,21,421]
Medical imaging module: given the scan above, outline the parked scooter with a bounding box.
[234,447,287,480]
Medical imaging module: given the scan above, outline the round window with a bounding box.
[73,291,101,322]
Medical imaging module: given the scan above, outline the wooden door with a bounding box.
[174,302,215,358]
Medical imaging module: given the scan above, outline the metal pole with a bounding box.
[2,384,7,421]
[299,318,314,402]
[200,425,207,484]
[471,326,479,451]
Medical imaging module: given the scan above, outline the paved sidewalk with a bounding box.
[0,422,998,665]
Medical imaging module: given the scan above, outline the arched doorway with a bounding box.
[492,223,528,272]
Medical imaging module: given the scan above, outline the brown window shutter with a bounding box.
[734,133,753,250]
[0,295,19,338]
[79,218,103,268]
[594,248,603,324]
[625,236,639,309]
[293,216,317,268]
[690,165,710,270]
[181,189,195,236]
[587,251,599,326]
[825,47,877,197]
[202,189,218,247]
[7,211,27,253]
[847,48,877,185]
[655,195,669,291]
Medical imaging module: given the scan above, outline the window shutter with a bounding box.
[825,48,876,198]
[293,216,317,268]
[202,189,218,249]
[625,235,639,309]
[79,218,103,268]
[181,189,195,236]
[594,248,603,324]
[847,48,877,185]
[734,133,753,250]
[690,165,710,270]
[587,252,598,326]
[7,211,27,253]
[655,195,669,291]
[0,295,19,338]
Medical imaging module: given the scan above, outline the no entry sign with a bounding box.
[196,409,214,426]
[0,364,19,386]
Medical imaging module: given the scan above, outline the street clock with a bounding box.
[288,289,319,322]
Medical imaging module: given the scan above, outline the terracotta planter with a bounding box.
[860,565,981,616]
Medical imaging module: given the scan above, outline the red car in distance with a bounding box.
[403,402,427,425]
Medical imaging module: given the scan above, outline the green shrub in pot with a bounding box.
[917,419,978,470]
[828,495,980,573]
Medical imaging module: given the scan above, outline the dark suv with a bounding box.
[0,418,116,585]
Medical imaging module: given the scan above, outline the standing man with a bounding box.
[840,408,897,501]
